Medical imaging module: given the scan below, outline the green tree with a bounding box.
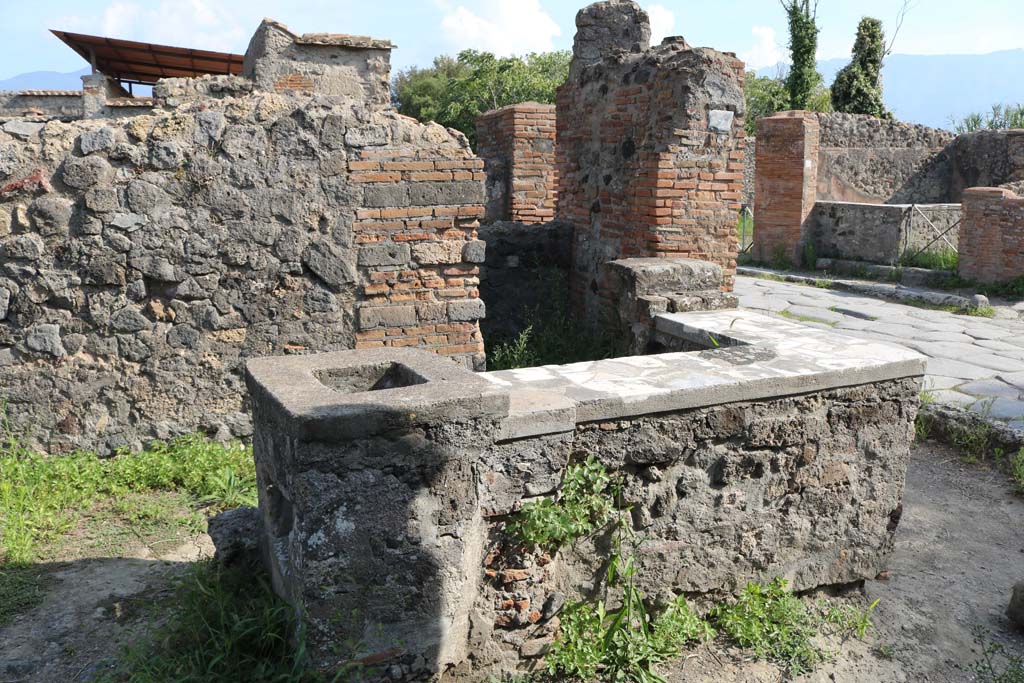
[744,70,790,135]
[831,17,890,118]
[781,0,822,110]
[392,49,570,146]
[953,104,1024,133]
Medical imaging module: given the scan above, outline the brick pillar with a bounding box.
[958,187,1024,283]
[81,73,108,118]
[475,103,557,224]
[753,111,820,267]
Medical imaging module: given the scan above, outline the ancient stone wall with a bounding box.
[556,0,745,321]
[242,19,393,107]
[958,187,1024,283]
[811,201,961,265]
[478,220,572,340]
[0,62,485,454]
[742,136,756,208]
[0,91,83,120]
[475,103,557,224]
[951,129,1024,198]
[816,113,955,204]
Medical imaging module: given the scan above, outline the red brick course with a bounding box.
[752,111,820,266]
[958,187,1024,284]
[476,103,557,224]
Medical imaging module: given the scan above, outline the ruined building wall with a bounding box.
[0,81,485,454]
[815,113,955,204]
[242,19,393,107]
[951,129,1024,198]
[475,103,557,224]
[958,187,1024,283]
[556,0,745,321]
[0,91,83,120]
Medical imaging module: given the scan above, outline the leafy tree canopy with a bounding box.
[744,69,831,136]
[781,0,821,110]
[831,17,890,118]
[392,49,570,146]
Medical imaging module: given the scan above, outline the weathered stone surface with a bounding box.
[0,47,484,454]
[62,154,113,189]
[246,315,922,679]
[1009,581,1024,630]
[25,324,65,357]
[208,506,263,566]
[447,298,486,322]
[79,127,117,155]
[412,240,463,265]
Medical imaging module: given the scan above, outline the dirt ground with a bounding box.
[1,442,1022,682]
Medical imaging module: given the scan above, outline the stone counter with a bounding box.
[245,309,924,680]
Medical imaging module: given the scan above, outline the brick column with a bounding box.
[958,187,1024,283]
[475,103,557,224]
[753,111,820,266]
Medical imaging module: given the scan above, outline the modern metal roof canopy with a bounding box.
[50,30,244,87]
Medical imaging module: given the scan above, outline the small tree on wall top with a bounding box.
[831,17,891,118]
[781,0,822,110]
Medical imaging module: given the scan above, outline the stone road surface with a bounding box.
[735,275,1024,427]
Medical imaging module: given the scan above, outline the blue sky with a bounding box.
[1,0,1022,80]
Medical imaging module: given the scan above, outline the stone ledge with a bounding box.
[481,309,925,439]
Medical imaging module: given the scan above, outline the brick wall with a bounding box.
[958,187,1024,284]
[350,149,488,370]
[752,111,820,266]
[557,18,745,321]
[475,103,557,224]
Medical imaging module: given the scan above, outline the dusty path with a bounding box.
[666,442,1024,682]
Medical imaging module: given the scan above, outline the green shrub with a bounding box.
[900,248,958,271]
[710,578,824,675]
[508,457,616,549]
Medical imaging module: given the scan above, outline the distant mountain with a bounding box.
[760,49,1024,131]
[0,68,89,92]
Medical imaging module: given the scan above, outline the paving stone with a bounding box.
[922,375,963,391]
[962,326,1014,341]
[957,379,1023,400]
[997,371,1024,390]
[924,358,992,381]
[969,397,1024,420]
[928,389,977,406]
[784,305,846,324]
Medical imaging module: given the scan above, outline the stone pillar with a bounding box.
[245,348,509,677]
[556,0,745,323]
[958,186,1024,283]
[80,73,107,119]
[752,111,820,267]
[475,103,557,224]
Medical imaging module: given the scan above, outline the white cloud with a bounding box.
[646,4,676,45]
[740,26,788,71]
[59,0,249,52]
[437,0,561,56]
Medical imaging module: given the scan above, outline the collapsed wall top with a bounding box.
[571,0,652,69]
[243,19,394,107]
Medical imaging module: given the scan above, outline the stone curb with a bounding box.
[738,266,978,311]
[923,402,1024,456]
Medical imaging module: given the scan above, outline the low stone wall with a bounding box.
[811,201,961,265]
[958,187,1024,283]
[475,104,557,224]
[246,309,923,680]
[477,220,572,340]
[0,91,82,119]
